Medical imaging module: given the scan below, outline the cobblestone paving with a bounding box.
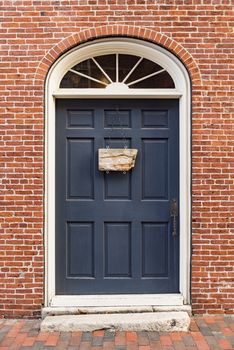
[0,316,233,349]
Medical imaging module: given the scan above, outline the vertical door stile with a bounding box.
[94,107,104,281]
[131,107,142,281]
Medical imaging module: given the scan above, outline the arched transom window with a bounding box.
[60,53,175,89]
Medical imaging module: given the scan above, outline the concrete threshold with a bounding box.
[42,305,192,318]
[41,312,190,332]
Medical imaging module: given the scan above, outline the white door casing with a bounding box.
[44,38,191,308]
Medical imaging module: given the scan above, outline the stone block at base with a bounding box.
[41,312,190,332]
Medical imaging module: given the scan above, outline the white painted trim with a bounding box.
[51,294,184,307]
[48,39,187,93]
[45,38,191,308]
[53,88,182,99]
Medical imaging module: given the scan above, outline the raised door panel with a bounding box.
[67,139,94,199]
[142,139,168,200]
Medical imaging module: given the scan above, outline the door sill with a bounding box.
[50,294,184,307]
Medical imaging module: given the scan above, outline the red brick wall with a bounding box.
[0,1,233,317]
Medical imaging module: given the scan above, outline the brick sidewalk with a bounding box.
[0,316,233,349]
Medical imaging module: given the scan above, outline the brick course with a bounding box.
[0,316,234,349]
[0,0,233,317]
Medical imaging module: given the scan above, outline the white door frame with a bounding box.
[44,38,191,308]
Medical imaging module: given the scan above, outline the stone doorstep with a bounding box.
[42,305,192,319]
[40,312,190,332]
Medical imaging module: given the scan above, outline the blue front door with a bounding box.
[56,99,179,294]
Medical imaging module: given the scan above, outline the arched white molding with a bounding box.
[45,38,191,309]
[48,39,187,97]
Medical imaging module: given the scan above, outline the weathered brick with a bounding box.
[0,0,233,317]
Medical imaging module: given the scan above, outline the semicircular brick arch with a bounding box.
[34,25,202,87]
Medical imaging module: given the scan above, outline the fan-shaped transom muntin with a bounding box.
[60,53,175,90]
